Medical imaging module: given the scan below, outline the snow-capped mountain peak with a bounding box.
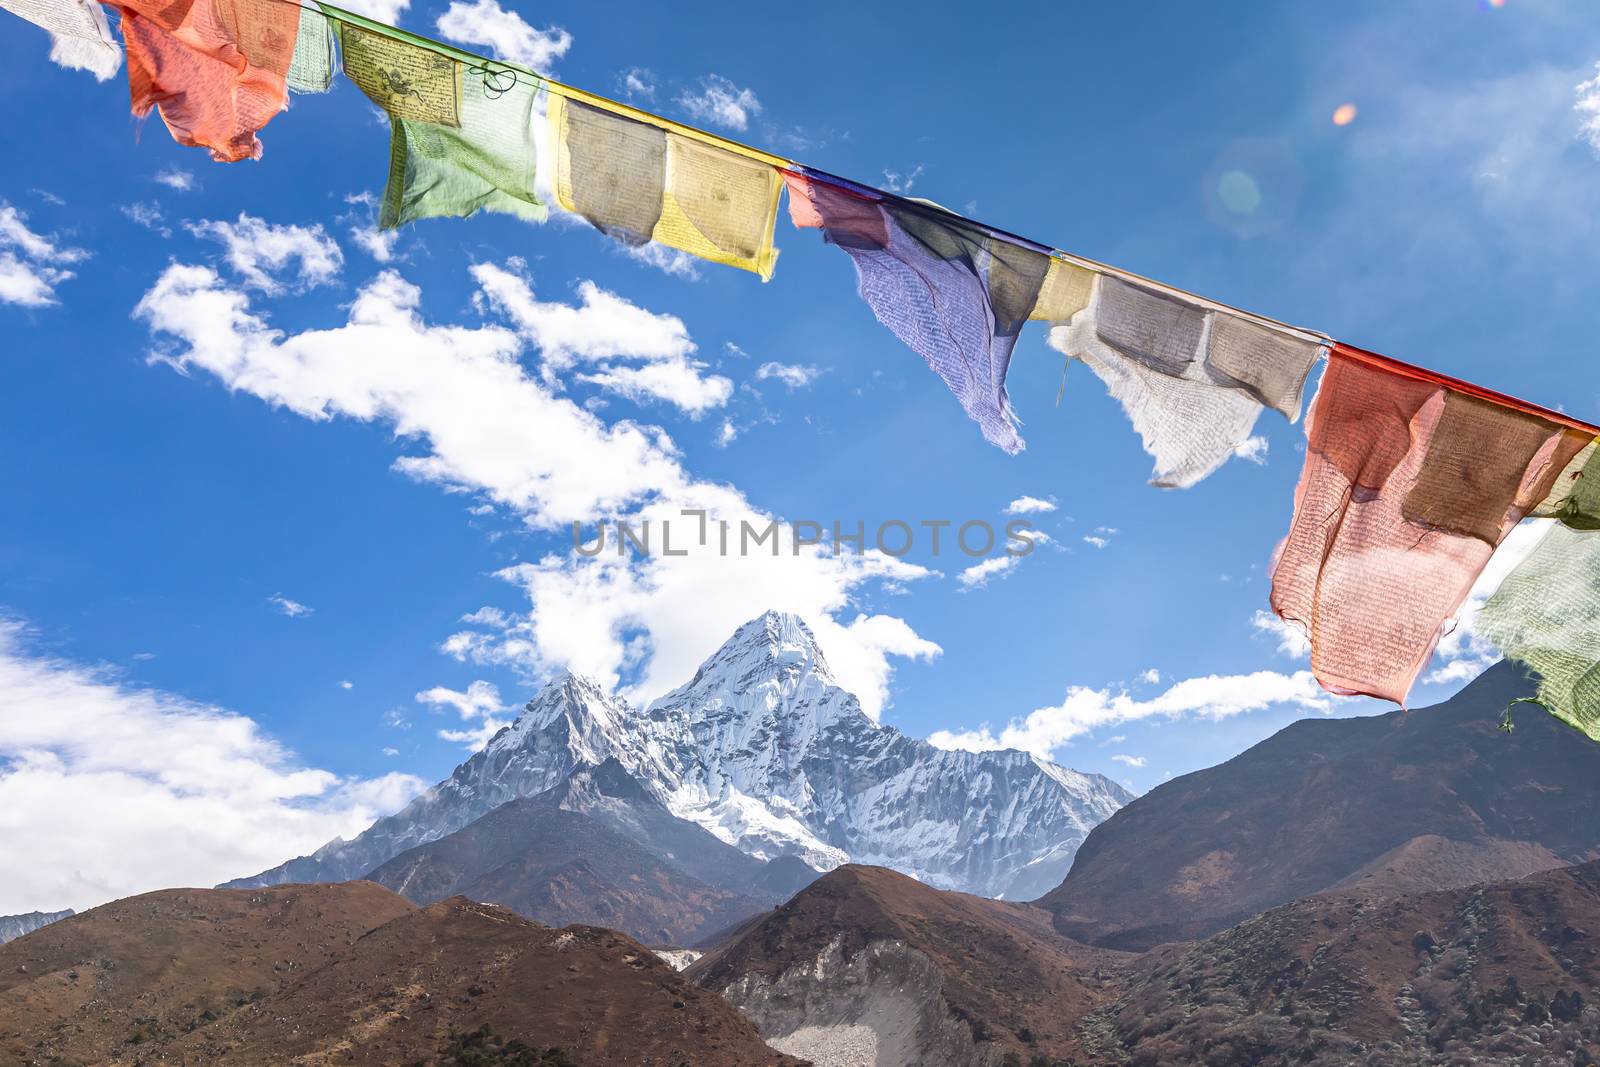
[229,611,1132,899]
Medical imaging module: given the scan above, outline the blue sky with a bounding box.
[3,0,1600,913]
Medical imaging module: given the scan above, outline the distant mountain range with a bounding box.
[229,611,1131,902]
[0,908,72,945]
[9,648,1600,1066]
[1041,660,1600,949]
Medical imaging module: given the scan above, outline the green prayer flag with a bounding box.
[380,62,545,227]
[1479,522,1600,740]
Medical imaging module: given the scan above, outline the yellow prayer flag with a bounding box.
[549,91,783,280]
[340,20,461,128]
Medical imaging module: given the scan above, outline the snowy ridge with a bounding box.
[228,612,1132,899]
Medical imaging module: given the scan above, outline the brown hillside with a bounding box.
[1043,661,1600,949]
[0,880,412,1065]
[0,883,795,1066]
[1085,860,1600,1065]
[692,864,1130,1065]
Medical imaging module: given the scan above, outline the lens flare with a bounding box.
[1332,103,1358,126]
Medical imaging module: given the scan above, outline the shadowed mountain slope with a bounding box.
[1084,860,1600,1066]
[1042,661,1600,949]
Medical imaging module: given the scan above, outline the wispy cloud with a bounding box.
[929,668,1333,759]
[154,168,197,193]
[882,165,924,194]
[1111,754,1146,767]
[0,202,86,307]
[416,680,509,748]
[189,215,344,293]
[267,593,314,618]
[618,67,656,103]
[678,75,762,131]
[121,202,171,238]
[1005,496,1057,515]
[1576,62,1600,153]
[756,361,822,390]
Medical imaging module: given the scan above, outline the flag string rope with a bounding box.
[74,0,1600,437]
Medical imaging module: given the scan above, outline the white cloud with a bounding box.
[882,165,924,194]
[1233,435,1269,465]
[1111,754,1146,767]
[677,75,761,131]
[957,555,1018,589]
[928,669,1332,759]
[154,168,196,193]
[1082,535,1109,549]
[267,593,313,618]
[188,215,343,294]
[577,360,732,417]
[350,224,401,263]
[1004,495,1057,515]
[382,746,399,757]
[623,242,701,279]
[1251,609,1311,658]
[435,0,570,70]
[136,264,686,529]
[416,680,510,748]
[473,263,728,415]
[1139,668,1161,685]
[0,202,86,307]
[121,201,170,237]
[140,257,938,722]
[756,362,823,390]
[0,620,424,913]
[618,67,656,102]
[338,680,354,690]
[716,419,739,447]
[444,486,939,720]
[336,0,410,24]
[1577,62,1600,153]
[472,265,692,371]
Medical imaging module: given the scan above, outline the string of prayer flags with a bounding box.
[1270,347,1587,705]
[549,91,784,279]
[1478,522,1600,740]
[783,167,1052,454]
[1046,275,1323,487]
[113,0,298,162]
[0,0,121,81]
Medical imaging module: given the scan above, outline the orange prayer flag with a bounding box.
[1270,347,1586,705]
[113,0,298,162]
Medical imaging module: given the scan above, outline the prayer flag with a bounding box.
[380,62,545,227]
[1479,522,1600,740]
[0,0,121,81]
[1046,275,1323,487]
[287,2,334,93]
[1531,439,1600,531]
[1270,348,1586,705]
[550,93,783,279]
[339,17,461,127]
[783,168,1051,453]
[114,0,297,162]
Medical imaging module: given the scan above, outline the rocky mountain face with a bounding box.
[1042,661,1600,949]
[230,611,1130,899]
[0,882,795,1066]
[0,908,71,945]
[1082,860,1600,1066]
[363,760,804,945]
[690,864,1130,1066]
